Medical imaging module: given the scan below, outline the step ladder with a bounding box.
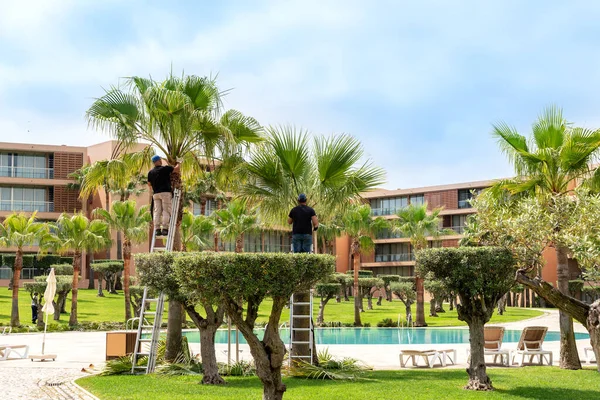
[131,189,181,374]
[288,291,314,366]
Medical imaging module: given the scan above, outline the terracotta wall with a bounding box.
[54,152,83,179]
[441,239,459,247]
[53,185,82,212]
[425,189,458,210]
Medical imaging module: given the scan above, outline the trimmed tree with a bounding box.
[315,281,341,325]
[135,252,226,385]
[390,280,416,324]
[424,273,450,317]
[94,200,151,321]
[359,277,384,311]
[49,213,111,326]
[0,213,50,327]
[175,252,334,400]
[417,247,515,391]
[378,274,401,304]
[332,273,352,302]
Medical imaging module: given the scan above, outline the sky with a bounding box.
[1,0,600,189]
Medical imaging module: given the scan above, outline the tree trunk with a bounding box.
[344,286,350,302]
[60,292,68,313]
[69,252,82,326]
[116,232,123,260]
[123,239,132,321]
[415,276,427,327]
[185,303,225,385]
[587,300,600,373]
[430,297,438,317]
[165,300,183,362]
[506,292,512,307]
[449,296,455,311]
[465,318,493,390]
[97,274,104,297]
[36,300,44,330]
[317,295,331,325]
[519,291,525,307]
[10,249,23,327]
[86,252,94,289]
[376,295,383,306]
[352,247,361,326]
[405,303,412,324]
[497,295,506,315]
[366,292,373,310]
[556,245,582,369]
[525,288,530,308]
[53,298,61,321]
[235,233,244,253]
[105,188,111,259]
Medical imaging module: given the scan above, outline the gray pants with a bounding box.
[153,192,172,228]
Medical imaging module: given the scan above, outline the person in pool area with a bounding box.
[287,193,319,253]
[31,293,38,324]
[147,155,180,236]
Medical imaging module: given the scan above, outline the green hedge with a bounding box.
[35,255,62,270]
[1,254,35,269]
[50,264,74,276]
[346,270,374,277]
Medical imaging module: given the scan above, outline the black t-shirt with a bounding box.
[148,165,174,194]
[288,205,316,235]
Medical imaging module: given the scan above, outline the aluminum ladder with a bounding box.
[288,291,314,366]
[131,188,181,374]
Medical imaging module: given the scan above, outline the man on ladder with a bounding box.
[148,155,180,237]
[287,193,319,366]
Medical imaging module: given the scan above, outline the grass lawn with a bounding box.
[0,289,543,328]
[77,367,600,400]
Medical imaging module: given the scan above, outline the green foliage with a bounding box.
[316,282,341,297]
[416,247,515,323]
[134,253,182,301]
[181,211,214,251]
[378,275,401,285]
[51,264,74,276]
[394,203,446,250]
[93,200,152,245]
[220,360,256,377]
[357,277,383,289]
[213,199,258,249]
[21,255,34,268]
[346,270,373,277]
[390,281,416,304]
[175,252,335,302]
[91,261,124,274]
[49,213,112,255]
[377,318,396,327]
[1,254,15,267]
[342,205,388,255]
[289,348,370,380]
[60,257,74,265]
[35,255,62,270]
[23,281,47,296]
[0,212,49,250]
[101,356,137,376]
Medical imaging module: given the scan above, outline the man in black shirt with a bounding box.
[148,155,180,236]
[288,193,318,253]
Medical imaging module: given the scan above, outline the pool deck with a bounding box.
[0,308,595,398]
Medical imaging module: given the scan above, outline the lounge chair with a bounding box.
[511,326,552,366]
[0,344,30,360]
[399,349,445,368]
[484,326,510,366]
[584,347,596,364]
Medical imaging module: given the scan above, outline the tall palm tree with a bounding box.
[213,199,258,253]
[86,73,262,360]
[49,213,111,326]
[0,213,48,327]
[93,200,152,320]
[342,204,388,326]
[394,203,447,327]
[491,106,600,369]
[181,211,215,252]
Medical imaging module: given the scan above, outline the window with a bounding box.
[0,152,51,179]
[451,215,469,234]
[371,196,408,215]
[458,188,483,209]
[191,198,218,216]
[409,194,424,206]
[375,243,411,262]
[0,187,51,212]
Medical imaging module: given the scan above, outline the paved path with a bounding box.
[0,309,595,399]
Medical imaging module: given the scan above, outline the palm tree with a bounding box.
[213,199,258,253]
[394,203,448,327]
[93,200,152,320]
[86,73,262,360]
[181,211,215,252]
[491,106,600,369]
[342,204,388,326]
[49,213,111,326]
[0,213,48,327]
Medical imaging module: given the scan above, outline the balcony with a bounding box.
[0,166,54,179]
[458,199,472,209]
[445,225,465,234]
[375,230,406,239]
[374,253,415,262]
[371,207,398,216]
[0,200,54,213]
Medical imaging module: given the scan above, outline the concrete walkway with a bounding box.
[0,309,595,399]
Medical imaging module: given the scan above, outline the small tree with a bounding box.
[0,212,48,327]
[49,213,111,326]
[331,273,352,302]
[91,261,124,296]
[94,200,152,321]
[390,280,416,324]
[181,211,214,252]
[342,204,388,326]
[378,275,401,304]
[358,277,384,311]
[136,252,226,384]
[175,252,334,400]
[213,199,258,253]
[47,264,75,319]
[315,282,341,325]
[424,274,450,317]
[417,247,515,391]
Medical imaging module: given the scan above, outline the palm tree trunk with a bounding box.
[352,246,362,327]
[235,234,244,253]
[414,244,427,326]
[105,186,111,259]
[556,245,582,369]
[10,248,23,327]
[69,251,82,326]
[123,238,132,321]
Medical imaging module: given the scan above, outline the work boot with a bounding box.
[161,229,169,236]
[155,228,163,237]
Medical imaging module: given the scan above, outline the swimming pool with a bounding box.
[182,327,590,345]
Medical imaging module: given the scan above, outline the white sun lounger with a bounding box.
[399,349,455,368]
[0,344,30,360]
[584,347,596,364]
[511,326,552,366]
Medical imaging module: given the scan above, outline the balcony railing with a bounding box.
[374,253,415,262]
[443,225,465,234]
[371,207,399,216]
[0,200,54,212]
[0,166,54,179]
[375,230,406,239]
[0,267,45,280]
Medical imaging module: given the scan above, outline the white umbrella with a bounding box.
[40,268,56,357]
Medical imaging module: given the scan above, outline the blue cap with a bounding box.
[298,193,307,202]
[151,155,161,163]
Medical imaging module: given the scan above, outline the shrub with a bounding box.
[377,318,396,327]
[50,264,74,276]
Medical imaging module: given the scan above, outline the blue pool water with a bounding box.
[182,328,589,345]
